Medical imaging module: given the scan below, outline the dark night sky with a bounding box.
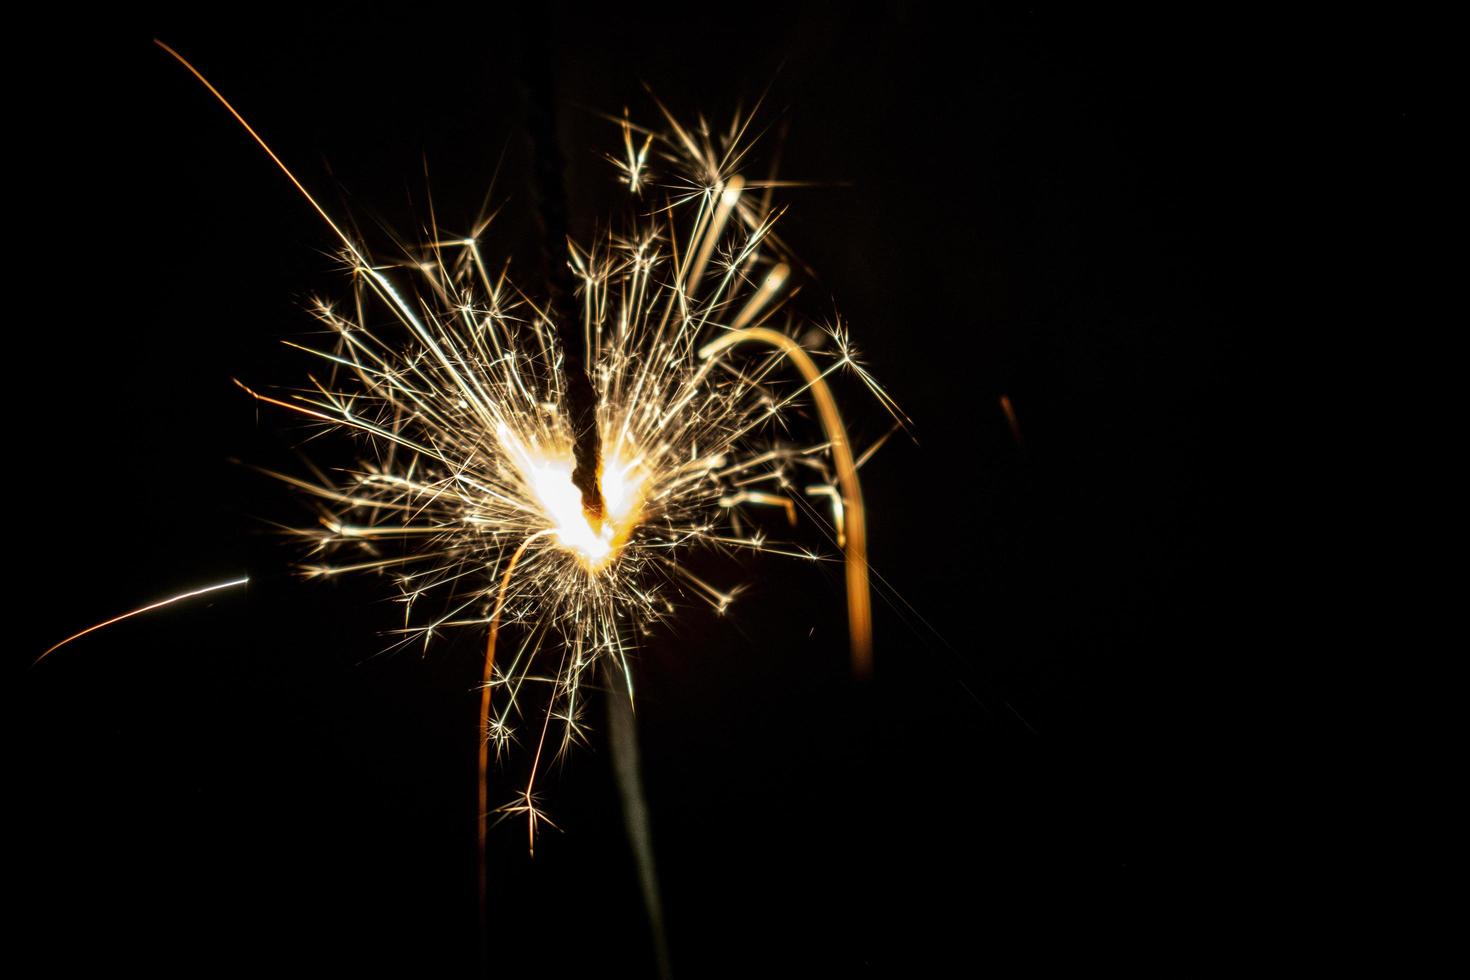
[16,3,1274,974]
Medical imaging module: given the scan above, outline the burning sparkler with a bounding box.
[61,43,899,890]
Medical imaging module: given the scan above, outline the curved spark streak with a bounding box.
[478,529,552,918]
[700,327,872,677]
[38,577,250,664]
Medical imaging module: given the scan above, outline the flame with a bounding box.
[500,423,645,571]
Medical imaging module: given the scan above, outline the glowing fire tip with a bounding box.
[514,441,645,572]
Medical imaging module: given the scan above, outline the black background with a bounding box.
[18,3,1264,974]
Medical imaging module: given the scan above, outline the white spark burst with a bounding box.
[150,43,897,854]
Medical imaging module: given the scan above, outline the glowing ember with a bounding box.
[503,427,646,571]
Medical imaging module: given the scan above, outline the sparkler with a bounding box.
[52,42,899,939]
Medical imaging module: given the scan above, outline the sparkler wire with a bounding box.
[516,14,606,521]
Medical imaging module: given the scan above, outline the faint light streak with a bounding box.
[38,577,250,664]
[999,393,1024,447]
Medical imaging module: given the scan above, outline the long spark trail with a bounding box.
[37,577,250,664]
